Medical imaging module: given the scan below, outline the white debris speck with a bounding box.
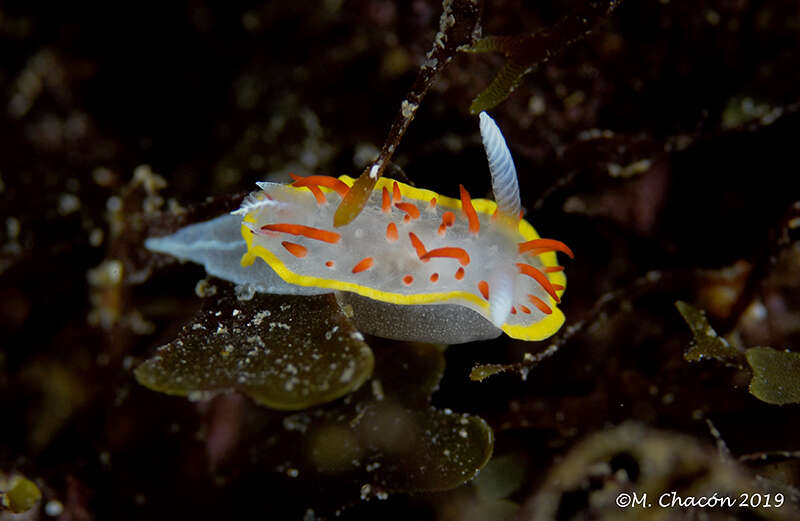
[6,217,20,240]
[269,321,291,331]
[401,100,418,119]
[458,428,468,438]
[434,31,446,49]
[339,361,355,383]
[353,142,379,168]
[286,468,299,478]
[45,500,64,516]
[187,390,218,402]
[283,413,311,433]
[216,324,228,335]
[324,325,339,340]
[371,379,384,401]
[232,309,240,316]
[106,195,122,212]
[192,323,205,330]
[350,331,365,342]
[246,335,265,347]
[252,310,271,325]
[369,162,381,179]
[89,228,104,247]
[131,164,166,193]
[365,462,381,472]
[87,259,123,286]
[608,159,651,178]
[528,95,547,116]
[58,193,81,215]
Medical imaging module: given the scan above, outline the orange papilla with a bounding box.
[281,241,308,258]
[478,280,489,300]
[392,181,402,202]
[325,260,335,267]
[408,232,427,259]
[403,275,414,285]
[437,223,447,236]
[290,174,349,197]
[544,266,565,273]
[430,273,439,283]
[421,247,471,266]
[528,294,553,315]
[441,211,455,227]
[518,239,574,258]
[352,257,374,273]
[516,263,560,302]
[261,223,341,244]
[381,187,391,213]
[519,305,531,314]
[455,267,465,280]
[552,284,565,291]
[510,306,517,314]
[459,185,480,233]
[386,222,399,242]
[430,197,437,208]
[289,174,325,204]
[395,202,420,220]
[308,184,326,204]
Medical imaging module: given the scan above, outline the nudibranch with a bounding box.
[146,112,572,344]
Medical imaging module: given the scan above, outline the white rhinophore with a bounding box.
[479,111,521,219]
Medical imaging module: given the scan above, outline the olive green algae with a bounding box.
[677,301,800,405]
[135,286,373,410]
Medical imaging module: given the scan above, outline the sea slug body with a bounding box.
[146,112,572,343]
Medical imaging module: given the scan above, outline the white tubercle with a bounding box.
[231,190,288,216]
[479,111,521,219]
